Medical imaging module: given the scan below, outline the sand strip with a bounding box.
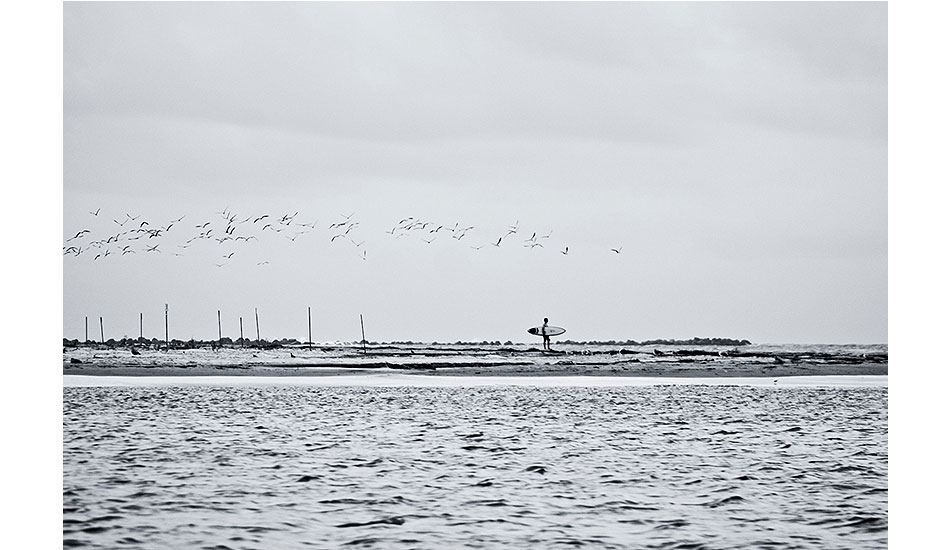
[64,373,887,388]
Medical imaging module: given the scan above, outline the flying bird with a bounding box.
[89,208,100,216]
[610,247,623,254]
[67,229,90,241]
[560,247,569,255]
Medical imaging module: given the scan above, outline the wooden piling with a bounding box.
[255,307,260,343]
[99,316,104,343]
[165,304,169,347]
[217,309,222,343]
[308,306,312,350]
[240,317,244,347]
[85,316,88,342]
[360,314,366,353]
[139,312,143,339]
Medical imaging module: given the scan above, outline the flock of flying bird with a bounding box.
[64,207,625,266]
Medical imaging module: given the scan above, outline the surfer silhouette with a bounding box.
[542,317,551,350]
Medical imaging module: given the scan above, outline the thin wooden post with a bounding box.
[255,307,260,343]
[360,314,366,353]
[85,316,88,342]
[240,316,244,347]
[217,309,222,343]
[99,316,104,343]
[139,312,143,339]
[164,304,169,347]
[308,306,312,349]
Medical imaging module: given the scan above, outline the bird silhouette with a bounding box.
[610,247,623,254]
[67,229,90,241]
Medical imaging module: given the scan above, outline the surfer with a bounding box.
[542,318,551,351]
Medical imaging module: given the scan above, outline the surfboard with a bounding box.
[528,325,566,337]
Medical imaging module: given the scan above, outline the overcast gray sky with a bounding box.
[62,2,887,344]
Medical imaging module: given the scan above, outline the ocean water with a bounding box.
[63,383,887,549]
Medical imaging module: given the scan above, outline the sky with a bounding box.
[62,1,888,344]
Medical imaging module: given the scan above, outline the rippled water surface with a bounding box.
[64,384,887,549]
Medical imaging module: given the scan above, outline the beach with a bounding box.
[63,342,887,379]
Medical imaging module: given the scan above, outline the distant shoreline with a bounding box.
[64,360,887,379]
[63,341,886,379]
[63,336,756,348]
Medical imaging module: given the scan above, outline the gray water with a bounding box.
[64,384,887,549]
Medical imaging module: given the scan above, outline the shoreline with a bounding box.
[63,343,887,379]
[63,362,887,379]
[63,373,888,388]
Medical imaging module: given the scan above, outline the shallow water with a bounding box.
[64,384,887,549]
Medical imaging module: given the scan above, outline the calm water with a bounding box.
[64,384,887,549]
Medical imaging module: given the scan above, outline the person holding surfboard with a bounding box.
[527,319,565,351]
[542,318,551,350]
